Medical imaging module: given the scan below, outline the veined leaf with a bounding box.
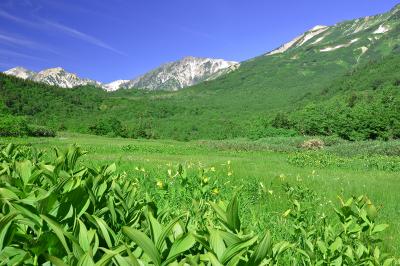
[247,231,272,265]
[226,194,241,232]
[163,233,196,265]
[209,229,226,260]
[44,254,68,266]
[15,160,32,185]
[122,226,161,266]
[95,246,126,266]
[156,213,186,252]
[221,235,257,264]
[77,252,95,266]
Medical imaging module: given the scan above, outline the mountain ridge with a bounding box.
[3,56,239,91]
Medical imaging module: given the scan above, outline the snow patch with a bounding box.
[311,36,325,45]
[103,80,129,91]
[373,25,389,34]
[298,26,328,46]
[350,38,359,44]
[267,35,303,55]
[320,44,346,52]
[359,46,368,54]
[320,38,359,52]
[267,25,328,55]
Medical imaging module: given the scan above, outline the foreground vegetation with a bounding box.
[1,133,399,264]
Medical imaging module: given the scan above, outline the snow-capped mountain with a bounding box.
[120,57,239,91]
[103,80,130,92]
[3,57,238,91]
[4,67,36,80]
[4,67,100,88]
[265,4,400,58]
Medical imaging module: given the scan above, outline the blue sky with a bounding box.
[0,0,399,82]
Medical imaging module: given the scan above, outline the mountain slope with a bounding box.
[1,4,400,141]
[4,67,101,88]
[3,57,238,91]
[121,56,239,91]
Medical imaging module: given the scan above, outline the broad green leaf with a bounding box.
[77,253,95,266]
[200,252,224,266]
[122,226,161,266]
[0,188,19,201]
[41,216,70,254]
[92,215,115,248]
[78,220,91,252]
[0,213,18,250]
[95,246,126,266]
[163,233,196,265]
[372,224,389,234]
[15,160,32,185]
[210,202,227,224]
[329,237,343,253]
[44,254,68,266]
[147,211,163,244]
[209,229,226,260]
[248,231,272,265]
[226,195,241,232]
[221,235,257,264]
[156,213,186,252]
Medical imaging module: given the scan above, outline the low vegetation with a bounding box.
[0,141,398,264]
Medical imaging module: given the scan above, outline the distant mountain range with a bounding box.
[3,4,400,94]
[3,57,239,91]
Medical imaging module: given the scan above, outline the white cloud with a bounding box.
[0,10,125,56]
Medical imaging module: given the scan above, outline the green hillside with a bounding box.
[1,5,400,140]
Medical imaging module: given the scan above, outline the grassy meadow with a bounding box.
[2,132,399,257]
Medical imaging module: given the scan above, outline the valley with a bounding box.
[1,2,400,264]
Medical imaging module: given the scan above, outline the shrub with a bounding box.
[0,114,29,136]
[27,125,56,137]
[89,118,128,137]
[300,138,325,150]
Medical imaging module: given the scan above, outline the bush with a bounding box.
[0,114,29,136]
[89,118,128,137]
[27,125,56,137]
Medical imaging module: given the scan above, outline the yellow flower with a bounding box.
[203,176,209,184]
[227,171,233,176]
[227,160,231,165]
[283,209,291,218]
[212,188,219,195]
[210,167,216,172]
[156,180,164,189]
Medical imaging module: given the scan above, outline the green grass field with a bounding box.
[2,133,399,255]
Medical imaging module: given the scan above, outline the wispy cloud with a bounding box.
[0,31,61,56]
[0,48,45,61]
[40,19,126,56]
[0,33,36,46]
[0,9,125,56]
[0,9,38,27]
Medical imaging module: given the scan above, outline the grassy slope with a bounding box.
[2,7,400,140]
[2,133,399,254]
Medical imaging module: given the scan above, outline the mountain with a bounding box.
[3,57,238,91]
[264,4,400,58]
[4,67,35,80]
[120,57,239,91]
[1,4,400,141]
[4,67,101,88]
[103,80,129,92]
